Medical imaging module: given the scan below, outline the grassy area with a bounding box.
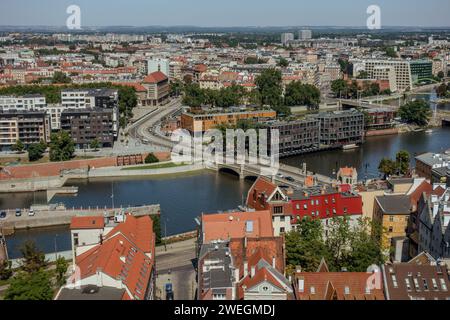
[121,162,188,171]
[0,154,98,167]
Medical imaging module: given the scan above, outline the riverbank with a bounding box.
[0,204,160,236]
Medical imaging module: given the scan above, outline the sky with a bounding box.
[0,0,449,27]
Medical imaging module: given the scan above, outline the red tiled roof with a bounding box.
[73,215,155,300]
[143,71,168,84]
[70,216,105,230]
[294,271,384,300]
[201,210,273,243]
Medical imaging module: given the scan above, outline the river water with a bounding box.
[3,92,450,259]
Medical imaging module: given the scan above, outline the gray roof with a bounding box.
[376,195,411,215]
[57,285,125,300]
[200,242,233,291]
[415,153,450,167]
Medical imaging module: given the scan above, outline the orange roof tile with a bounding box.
[70,216,105,230]
[201,210,273,243]
[143,71,168,84]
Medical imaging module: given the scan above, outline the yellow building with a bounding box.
[373,194,412,250]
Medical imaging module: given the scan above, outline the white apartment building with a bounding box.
[281,33,294,45]
[61,90,96,109]
[46,104,68,130]
[359,59,413,92]
[299,29,312,40]
[0,94,46,111]
[373,66,398,92]
[147,58,170,77]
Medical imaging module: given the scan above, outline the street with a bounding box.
[155,238,197,300]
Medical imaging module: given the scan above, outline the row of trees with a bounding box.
[11,131,76,162]
[180,68,321,117]
[378,150,410,178]
[285,217,386,273]
[331,79,391,99]
[1,241,68,300]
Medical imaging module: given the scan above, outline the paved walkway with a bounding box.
[155,238,197,300]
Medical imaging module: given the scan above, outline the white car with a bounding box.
[28,209,35,216]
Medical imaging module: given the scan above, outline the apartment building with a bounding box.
[0,110,50,149]
[61,88,118,109]
[417,187,450,260]
[281,33,294,45]
[267,118,320,157]
[315,109,364,148]
[60,108,115,148]
[0,94,46,111]
[181,108,276,134]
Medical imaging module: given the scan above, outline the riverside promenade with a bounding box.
[0,204,161,235]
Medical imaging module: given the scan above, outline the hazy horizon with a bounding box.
[1,0,449,28]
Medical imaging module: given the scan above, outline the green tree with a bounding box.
[0,260,13,280]
[89,139,100,151]
[4,270,54,300]
[51,71,71,84]
[378,158,397,179]
[325,217,354,271]
[27,142,46,162]
[398,99,432,127]
[55,256,68,287]
[151,214,162,245]
[284,81,321,109]
[437,71,445,80]
[384,47,397,58]
[331,79,348,98]
[144,153,159,164]
[19,240,47,273]
[395,150,410,175]
[11,140,25,153]
[255,68,283,107]
[49,131,75,162]
[285,218,329,272]
[347,218,385,272]
[277,57,289,67]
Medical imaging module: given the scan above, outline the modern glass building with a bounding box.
[409,60,433,83]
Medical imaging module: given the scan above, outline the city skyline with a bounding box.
[1,0,450,28]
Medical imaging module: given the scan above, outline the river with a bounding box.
[2,104,450,259]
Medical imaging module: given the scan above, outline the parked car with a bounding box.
[285,176,295,182]
[28,209,35,216]
[0,211,6,219]
[165,283,174,300]
[15,208,22,217]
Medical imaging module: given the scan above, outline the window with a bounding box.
[389,216,394,222]
[392,275,398,288]
[440,279,448,291]
[296,204,300,210]
[274,206,283,214]
[310,286,316,294]
[388,226,393,233]
[432,279,438,290]
[280,227,285,234]
[423,279,429,291]
[73,233,79,246]
[413,278,420,291]
[280,216,285,222]
[344,286,350,295]
[405,279,412,291]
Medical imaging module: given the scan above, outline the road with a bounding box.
[155,238,197,300]
[126,98,182,150]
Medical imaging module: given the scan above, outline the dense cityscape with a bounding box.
[0,2,449,308]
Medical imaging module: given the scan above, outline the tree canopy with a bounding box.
[398,99,432,127]
[49,131,75,162]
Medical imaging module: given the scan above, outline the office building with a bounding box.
[409,60,433,84]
